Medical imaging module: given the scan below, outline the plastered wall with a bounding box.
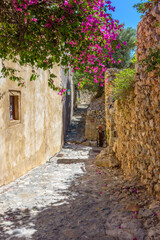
[0,61,63,186]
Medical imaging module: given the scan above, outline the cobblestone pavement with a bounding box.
[0,104,160,240]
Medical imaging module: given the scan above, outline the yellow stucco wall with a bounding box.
[0,61,63,186]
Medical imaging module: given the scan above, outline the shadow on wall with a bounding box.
[61,67,75,143]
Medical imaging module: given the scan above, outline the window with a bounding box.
[9,91,20,123]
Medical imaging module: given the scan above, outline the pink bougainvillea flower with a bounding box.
[31,18,37,22]
[99,192,102,194]
[116,43,121,49]
[133,188,137,194]
[123,41,127,45]
[154,212,158,216]
[64,0,68,6]
[10,0,123,96]
[118,225,121,229]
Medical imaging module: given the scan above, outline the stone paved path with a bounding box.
[0,104,160,240]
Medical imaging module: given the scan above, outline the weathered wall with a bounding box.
[104,4,160,199]
[77,90,94,105]
[85,97,106,142]
[61,68,75,142]
[0,61,63,186]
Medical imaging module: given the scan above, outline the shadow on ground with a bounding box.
[0,104,160,240]
[1,152,159,240]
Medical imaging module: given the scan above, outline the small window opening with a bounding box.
[9,93,20,121]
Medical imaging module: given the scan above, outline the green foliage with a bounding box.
[129,54,137,69]
[0,0,122,93]
[133,0,159,17]
[130,54,137,65]
[73,71,90,90]
[113,68,136,100]
[106,27,136,69]
[73,26,136,96]
[0,64,25,87]
[73,70,104,97]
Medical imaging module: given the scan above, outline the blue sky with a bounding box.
[110,0,141,30]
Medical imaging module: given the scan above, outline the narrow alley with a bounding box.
[0,104,160,240]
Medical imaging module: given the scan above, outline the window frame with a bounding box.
[8,90,21,126]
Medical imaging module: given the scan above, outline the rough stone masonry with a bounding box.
[99,3,160,199]
[85,97,106,144]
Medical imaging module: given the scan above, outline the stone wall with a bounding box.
[103,4,160,199]
[85,97,106,145]
[0,61,72,186]
[77,90,94,105]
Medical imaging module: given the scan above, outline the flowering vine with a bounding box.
[0,0,124,95]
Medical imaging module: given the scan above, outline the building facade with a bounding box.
[0,61,73,186]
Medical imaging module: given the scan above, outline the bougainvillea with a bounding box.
[0,0,124,95]
[133,0,159,16]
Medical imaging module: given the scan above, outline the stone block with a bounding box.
[154,183,160,193]
[95,149,119,168]
[126,202,140,212]
[156,27,160,36]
